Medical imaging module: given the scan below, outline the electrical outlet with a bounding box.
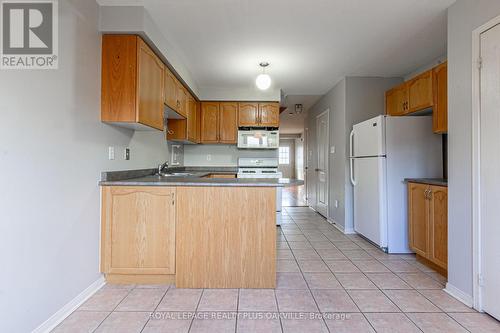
[334,200,339,208]
[124,148,130,160]
[108,146,115,160]
[207,154,212,161]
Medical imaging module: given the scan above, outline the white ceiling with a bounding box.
[97,0,455,133]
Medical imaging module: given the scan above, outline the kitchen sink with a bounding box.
[157,172,195,177]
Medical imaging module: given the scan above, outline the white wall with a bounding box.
[0,1,169,332]
[447,0,500,301]
[183,145,277,166]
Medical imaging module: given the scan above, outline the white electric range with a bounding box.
[237,158,283,225]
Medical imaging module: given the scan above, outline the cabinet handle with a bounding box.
[167,129,174,135]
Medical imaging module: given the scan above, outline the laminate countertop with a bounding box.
[405,178,448,187]
[99,167,304,187]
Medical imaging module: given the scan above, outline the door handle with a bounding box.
[350,158,356,186]
[349,129,355,158]
[315,168,322,172]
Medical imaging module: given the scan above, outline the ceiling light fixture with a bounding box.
[255,62,271,90]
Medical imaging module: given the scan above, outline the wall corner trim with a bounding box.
[445,283,474,308]
[32,276,106,333]
[328,218,356,234]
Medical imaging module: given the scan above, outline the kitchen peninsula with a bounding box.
[99,168,302,289]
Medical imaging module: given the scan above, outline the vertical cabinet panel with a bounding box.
[408,183,429,257]
[187,94,198,142]
[137,38,165,130]
[101,186,176,275]
[238,103,259,126]
[429,186,448,269]
[259,103,280,127]
[101,35,137,123]
[201,102,220,143]
[219,102,238,143]
[164,68,178,111]
[433,62,448,133]
[408,70,433,113]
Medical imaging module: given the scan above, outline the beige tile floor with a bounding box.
[52,207,500,333]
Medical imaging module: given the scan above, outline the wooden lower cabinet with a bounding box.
[408,182,448,271]
[429,186,448,269]
[408,183,429,257]
[101,186,176,283]
[175,187,276,288]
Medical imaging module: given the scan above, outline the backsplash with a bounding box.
[183,144,278,166]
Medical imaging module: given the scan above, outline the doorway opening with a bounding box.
[279,135,307,207]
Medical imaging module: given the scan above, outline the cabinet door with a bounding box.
[238,102,259,126]
[164,68,178,110]
[259,103,280,127]
[101,35,137,123]
[186,94,197,142]
[137,38,165,130]
[200,102,219,143]
[433,62,448,133]
[102,186,176,275]
[408,70,433,113]
[175,84,187,118]
[408,183,429,257]
[429,186,448,269]
[386,85,409,116]
[219,102,238,143]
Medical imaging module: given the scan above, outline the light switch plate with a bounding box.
[124,148,130,160]
[330,146,336,154]
[207,154,212,161]
[108,146,115,160]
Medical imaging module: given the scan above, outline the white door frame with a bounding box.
[315,109,330,218]
[471,13,500,311]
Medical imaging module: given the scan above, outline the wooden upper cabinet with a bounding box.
[259,103,280,127]
[101,35,164,130]
[408,70,433,113]
[219,102,238,143]
[433,62,448,133]
[137,38,165,130]
[200,102,220,143]
[164,67,178,110]
[186,94,198,142]
[386,85,409,116]
[101,186,176,275]
[238,103,260,126]
[176,84,188,118]
[408,182,429,257]
[429,185,448,269]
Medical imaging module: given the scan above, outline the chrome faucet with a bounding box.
[158,161,169,175]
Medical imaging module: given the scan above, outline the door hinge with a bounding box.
[478,273,484,287]
[477,57,483,70]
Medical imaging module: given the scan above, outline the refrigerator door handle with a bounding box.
[350,158,356,186]
[349,129,355,158]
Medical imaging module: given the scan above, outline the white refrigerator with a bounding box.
[349,115,442,253]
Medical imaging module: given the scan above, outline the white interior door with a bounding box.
[316,111,329,217]
[480,23,500,320]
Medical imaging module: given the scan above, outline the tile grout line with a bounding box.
[139,285,172,333]
[91,286,135,333]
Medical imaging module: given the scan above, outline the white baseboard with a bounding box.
[327,219,356,234]
[445,283,474,308]
[32,276,106,333]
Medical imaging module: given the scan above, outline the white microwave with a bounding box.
[237,129,279,149]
